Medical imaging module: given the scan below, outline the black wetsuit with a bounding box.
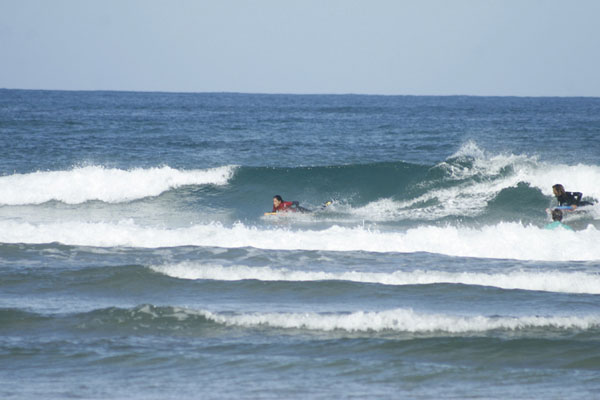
[556,192,593,207]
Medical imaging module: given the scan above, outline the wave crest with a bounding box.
[0,165,236,205]
[150,262,600,294]
[199,308,600,334]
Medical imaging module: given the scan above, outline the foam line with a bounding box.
[0,165,236,205]
[150,263,600,294]
[196,308,600,333]
[1,220,599,261]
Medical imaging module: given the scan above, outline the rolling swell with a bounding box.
[4,307,599,375]
[0,306,220,337]
[0,263,179,293]
[3,305,600,339]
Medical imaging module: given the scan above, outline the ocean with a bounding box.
[1,89,599,399]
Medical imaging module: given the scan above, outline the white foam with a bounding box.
[0,165,236,205]
[525,164,600,202]
[348,144,529,220]
[453,142,600,206]
[352,178,513,220]
[150,262,600,294]
[1,219,599,261]
[350,143,600,221]
[445,140,538,181]
[195,308,600,333]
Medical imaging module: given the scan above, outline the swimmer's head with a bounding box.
[551,208,563,221]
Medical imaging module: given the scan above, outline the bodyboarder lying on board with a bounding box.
[266,195,311,215]
[265,195,333,215]
[552,184,594,211]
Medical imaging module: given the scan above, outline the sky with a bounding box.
[1,0,599,96]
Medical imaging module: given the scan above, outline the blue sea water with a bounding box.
[1,89,600,399]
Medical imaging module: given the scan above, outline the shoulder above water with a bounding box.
[544,221,574,231]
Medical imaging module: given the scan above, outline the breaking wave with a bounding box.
[0,165,236,205]
[1,219,599,261]
[151,262,600,294]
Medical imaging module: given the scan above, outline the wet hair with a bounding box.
[552,184,565,196]
[551,209,563,222]
[273,195,283,202]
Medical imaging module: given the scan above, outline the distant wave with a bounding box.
[199,307,600,334]
[0,165,236,205]
[4,305,599,335]
[1,220,599,261]
[150,262,600,295]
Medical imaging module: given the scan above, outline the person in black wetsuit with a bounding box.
[552,184,594,209]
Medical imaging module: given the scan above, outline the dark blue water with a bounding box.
[1,89,600,399]
[3,90,600,173]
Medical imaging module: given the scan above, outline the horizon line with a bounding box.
[1,87,599,99]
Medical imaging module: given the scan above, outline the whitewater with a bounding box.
[1,219,599,261]
[0,165,236,205]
